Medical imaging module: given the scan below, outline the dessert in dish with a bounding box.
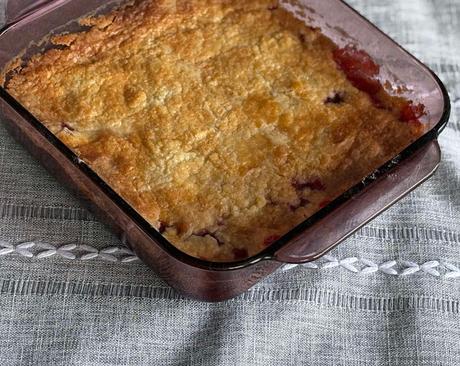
[3,0,425,261]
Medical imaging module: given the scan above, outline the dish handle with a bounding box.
[274,140,441,264]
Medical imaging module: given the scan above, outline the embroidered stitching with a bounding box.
[0,240,459,279]
[282,255,460,278]
[0,240,139,263]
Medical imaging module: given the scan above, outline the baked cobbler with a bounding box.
[3,0,425,261]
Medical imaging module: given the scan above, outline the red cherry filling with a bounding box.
[292,178,326,191]
[325,91,345,104]
[233,248,249,260]
[334,46,426,124]
[400,102,426,123]
[345,71,382,95]
[333,45,379,77]
[290,197,310,211]
[319,199,332,209]
[298,33,306,44]
[333,45,382,96]
[158,221,167,234]
[264,235,281,247]
[194,229,224,246]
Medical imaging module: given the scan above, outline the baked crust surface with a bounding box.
[5,0,422,261]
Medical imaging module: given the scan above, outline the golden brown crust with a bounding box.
[4,0,422,261]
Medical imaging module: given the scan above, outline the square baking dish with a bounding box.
[0,0,450,301]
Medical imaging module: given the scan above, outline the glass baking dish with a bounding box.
[0,0,450,301]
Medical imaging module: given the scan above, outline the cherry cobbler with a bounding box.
[3,0,424,261]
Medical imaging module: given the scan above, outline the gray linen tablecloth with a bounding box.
[0,0,459,365]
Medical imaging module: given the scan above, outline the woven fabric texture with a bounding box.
[0,1,459,365]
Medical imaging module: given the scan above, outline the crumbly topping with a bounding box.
[5,0,423,261]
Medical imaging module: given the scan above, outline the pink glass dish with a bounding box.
[0,0,450,301]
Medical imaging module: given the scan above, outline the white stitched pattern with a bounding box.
[444,263,460,279]
[0,240,459,279]
[281,255,460,279]
[360,259,379,274]
[379,261,398,276]
[0,240,139,263]
[300,262,319,270]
